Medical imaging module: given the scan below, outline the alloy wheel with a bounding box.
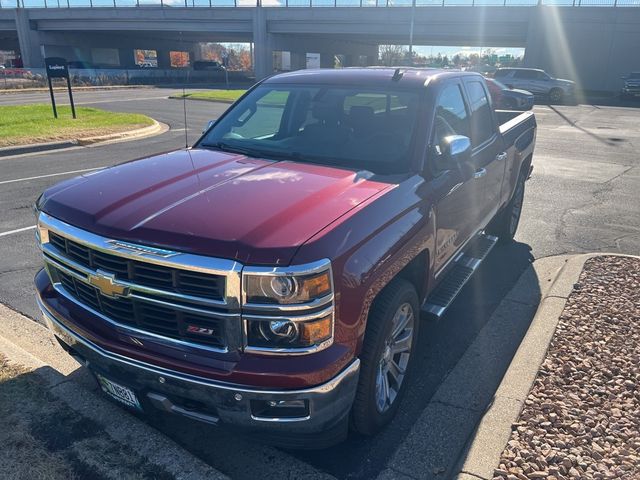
[375,302,414,413]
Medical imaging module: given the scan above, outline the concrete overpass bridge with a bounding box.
[1,3,639,92]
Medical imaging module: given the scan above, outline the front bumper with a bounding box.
[38,294,360,445]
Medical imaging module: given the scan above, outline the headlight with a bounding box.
[242,259,334,353]
[244,269,331,305]
[33,193,43,219]
[33,194,48,244]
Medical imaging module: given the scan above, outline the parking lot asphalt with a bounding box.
[1,88,639,480]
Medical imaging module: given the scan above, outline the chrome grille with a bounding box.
[52,266,225,348]
[49,231,225,301]
[37,212,242,353]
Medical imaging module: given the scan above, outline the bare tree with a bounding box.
[379,45,408,67]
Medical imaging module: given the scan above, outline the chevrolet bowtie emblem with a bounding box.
[88,270,129,298]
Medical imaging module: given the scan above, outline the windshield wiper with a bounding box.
[199,141,261,158]
[253,149,342,166]
[200,142,343,167]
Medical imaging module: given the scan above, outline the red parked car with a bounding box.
[485,77,535,111]
[35,68,536,447]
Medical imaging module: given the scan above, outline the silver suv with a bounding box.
[494,68,575,103]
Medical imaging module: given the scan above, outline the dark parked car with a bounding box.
[35,68,536,448]
[193,60,226,71]
[621,72,640,98]
[485,78,534,111]
[494,67,575,103]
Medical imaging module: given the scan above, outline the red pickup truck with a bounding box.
[34,68,536,447]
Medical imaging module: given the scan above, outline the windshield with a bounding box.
[197,84,421,175]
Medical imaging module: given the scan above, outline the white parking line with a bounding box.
[0,225,36,238]
[0,167,103,186]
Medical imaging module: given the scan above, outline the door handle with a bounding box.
[447,182,463,195]
[474,168,487,179]
[496,152,508,161]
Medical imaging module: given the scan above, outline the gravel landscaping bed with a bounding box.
[494,256,640,480]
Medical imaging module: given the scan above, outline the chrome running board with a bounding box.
[422,233,498,319]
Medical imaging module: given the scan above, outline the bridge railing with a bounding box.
[2,0,639,8]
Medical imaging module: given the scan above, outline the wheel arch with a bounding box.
[396,248,430,301]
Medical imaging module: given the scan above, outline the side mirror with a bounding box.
[203,120,215,134]
[442,135,474,180]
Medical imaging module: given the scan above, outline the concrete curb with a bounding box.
[0,303,229,480]
[0,120,167,158]
[452,253,636,480]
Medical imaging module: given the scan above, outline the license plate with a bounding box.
[96,373,142,411]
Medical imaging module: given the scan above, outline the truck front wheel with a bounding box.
[351,278,420,435]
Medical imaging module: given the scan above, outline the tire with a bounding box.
[351,278,420,435]
[488,168,527,244]
[549,88,564,104]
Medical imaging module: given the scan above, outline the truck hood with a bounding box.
[40,148,392,265]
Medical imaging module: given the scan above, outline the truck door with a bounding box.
[427,81,482,274]
[462,77,506,228]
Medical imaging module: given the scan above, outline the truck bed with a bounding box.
[496,110,537,153]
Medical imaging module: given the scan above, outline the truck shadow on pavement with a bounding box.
[141,241,541,480]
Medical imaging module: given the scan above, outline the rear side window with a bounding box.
[513,70,540,80]
[494,69,511,78]
[465,80,495,147]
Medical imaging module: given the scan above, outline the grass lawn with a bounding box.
[174,89,247,102]
[0,104,155,148]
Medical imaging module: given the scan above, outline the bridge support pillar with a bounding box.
[118,48,137,68]
[253,6,273,80]
[14,9,44,68]
[156,49,172,70]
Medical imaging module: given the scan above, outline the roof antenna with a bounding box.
[392,68,404,81]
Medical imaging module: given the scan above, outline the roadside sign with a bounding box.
[45,57,69,79]
[44,57,76,119]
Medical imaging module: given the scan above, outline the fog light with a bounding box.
[247,314,332,350]
[250,399,309,419]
